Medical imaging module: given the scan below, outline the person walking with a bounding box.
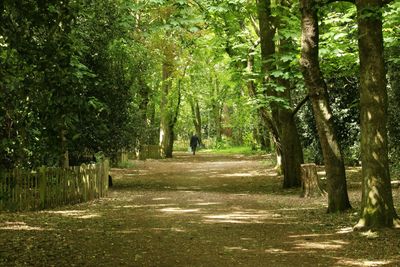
[190,134,199,155]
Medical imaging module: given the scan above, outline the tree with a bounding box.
[257,0,304,188]
[299,0,351,212]
[354,0,400,229]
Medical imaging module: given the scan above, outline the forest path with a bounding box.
[1,152,400,266]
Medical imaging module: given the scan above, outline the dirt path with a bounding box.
[1,152,400,266]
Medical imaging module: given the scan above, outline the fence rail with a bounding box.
[0,160,109,211]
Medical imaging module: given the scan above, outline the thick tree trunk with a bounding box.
[354,0,399,229]
[299,0,351,212]
[257,0,303,187]
[279,108,304,188]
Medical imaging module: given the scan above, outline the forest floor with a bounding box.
[1,152,400,267]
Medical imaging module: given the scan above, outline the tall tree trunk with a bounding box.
[299,0,351,212]
[354,0,399,229]
[211,78,222,142]
[138,78,150,148]
[159,43,174,158]
[60,128,69,168]
[147,100,159,145]
[257,0,303,187]
[190,98,202,146]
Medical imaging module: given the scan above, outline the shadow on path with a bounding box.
[1,152,400,266]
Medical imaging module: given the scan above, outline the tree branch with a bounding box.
[292,95,309,117]
[250,14,260,37]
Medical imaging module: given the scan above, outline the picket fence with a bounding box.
[0,160,109,211]
[138,145,162,160]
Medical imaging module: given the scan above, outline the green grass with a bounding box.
[116,161,136,169]
[202,146,264,155]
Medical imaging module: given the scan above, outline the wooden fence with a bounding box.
[0,160,109,211]
[138,145,161,160]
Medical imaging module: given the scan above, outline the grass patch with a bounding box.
[202,146,264,155]
[116,160,135,169]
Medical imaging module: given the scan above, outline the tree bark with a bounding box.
[138,78,150,149]
[299,0,351,212]
[190,98,202,146]
[354,0,399,229]
[301,163,326,197]
[211,77,222,142]
[159,42,175,158]
[60,128,69,168]
[279,104,304,188]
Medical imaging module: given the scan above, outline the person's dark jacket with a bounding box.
[190,135,199,148]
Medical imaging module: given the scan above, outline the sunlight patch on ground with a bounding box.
[0,221,50,231]
[265,170,278,176]
[346,167,362,173]
[150,227,187,233]
[203,211,277,224]
[115,229,142,234]
[293,239,348,250]
[360,230,379,239]
[224,246,250,252]
[336,227,353,234]
[44,210,101,219]
[264,248,292,254]
[117,204,173,209]
[193,202,221,206]
[160,207,201,213]
[288,233,335,238]
[176,186,202,190]
[171,227,186,232]
[217,171,265,178]
[335,258,392,266]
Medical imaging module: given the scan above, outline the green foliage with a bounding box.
[1,0,399,171]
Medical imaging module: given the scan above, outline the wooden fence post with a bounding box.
[0,170,4,210]
[39,167,47,209]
